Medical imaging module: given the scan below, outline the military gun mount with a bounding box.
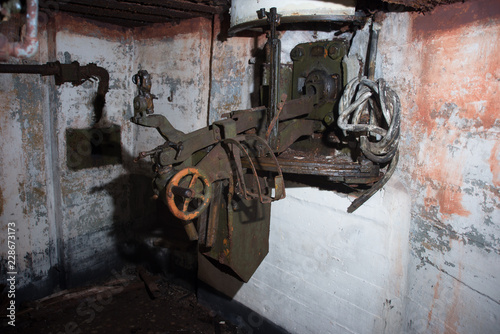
[130,8,401,283]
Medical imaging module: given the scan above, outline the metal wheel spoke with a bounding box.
[182,198,192,212]
[188,174,199,189]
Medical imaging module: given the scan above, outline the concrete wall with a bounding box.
[0,15,212,301]
[376,1,500,332]
[0,22,60,300]
[0,15,137,300]
[1,1,499,333]
[206,1,500,333]
[53,16,136,290]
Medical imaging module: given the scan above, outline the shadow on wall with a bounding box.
[87,148,199,290]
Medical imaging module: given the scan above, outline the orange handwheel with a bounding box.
[166,167,212,221]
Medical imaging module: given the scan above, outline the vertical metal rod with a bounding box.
[267,7,280,150]
[366,18,380,81]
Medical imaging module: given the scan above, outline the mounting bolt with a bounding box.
[328,44,341,59]
[324,114,334,124]
[290,46,304,62]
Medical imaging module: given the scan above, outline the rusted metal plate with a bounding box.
[291,40,347,122]
[200,186,271,282]
[247,155,381,183]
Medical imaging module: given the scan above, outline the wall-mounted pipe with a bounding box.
[0,61,109,125]
[0,0,39,59]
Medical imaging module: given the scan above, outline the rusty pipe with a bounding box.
[0,0,39,59]
[0,61,109,98]
[0,61,110,125]
[0,62,58,75]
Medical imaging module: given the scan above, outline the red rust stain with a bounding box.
[411,0,500,135]
[413,0,500,38]
[444,255,462,333]
[54,13,131,40]
[427,272,441,326]
[423,183,471,218]
[436,187,471,217]
[489,141,500,187]
[416,128,471,217]
[406,0,499,218]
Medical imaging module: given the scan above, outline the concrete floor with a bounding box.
[1,267,240,334]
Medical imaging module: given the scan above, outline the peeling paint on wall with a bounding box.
[490,141,500,187]
[208,15,267,124]
[0,13,219,303]
[376,0,500,332]
[1,2,499,333]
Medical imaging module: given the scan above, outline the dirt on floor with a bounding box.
[1,266,240,334]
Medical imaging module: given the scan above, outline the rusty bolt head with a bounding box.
[328,44,341,59]
[290,46,305,62]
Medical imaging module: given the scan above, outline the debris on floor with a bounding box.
[1,266,240,334]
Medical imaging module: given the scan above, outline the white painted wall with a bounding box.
[232,179,411,333]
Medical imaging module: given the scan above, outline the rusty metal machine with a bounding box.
[131,8,400,282]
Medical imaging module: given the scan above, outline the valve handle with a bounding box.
[166,167,212,221]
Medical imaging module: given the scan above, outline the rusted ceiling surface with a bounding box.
[36,0,468,28]
[380,0,467,11]
[39,0,230,27]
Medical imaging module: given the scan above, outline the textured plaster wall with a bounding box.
[133,17,212,154]
[51,15,136,288]
[0,15,212,302]
[376,0,500,332]
[208,16,266,124]
[1,2,498,333]
[0,15,138,300]
[0,25,59,300]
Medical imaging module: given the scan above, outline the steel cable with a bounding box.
[338,76,401,164]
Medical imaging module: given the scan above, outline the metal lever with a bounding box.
[259,7,281,150]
